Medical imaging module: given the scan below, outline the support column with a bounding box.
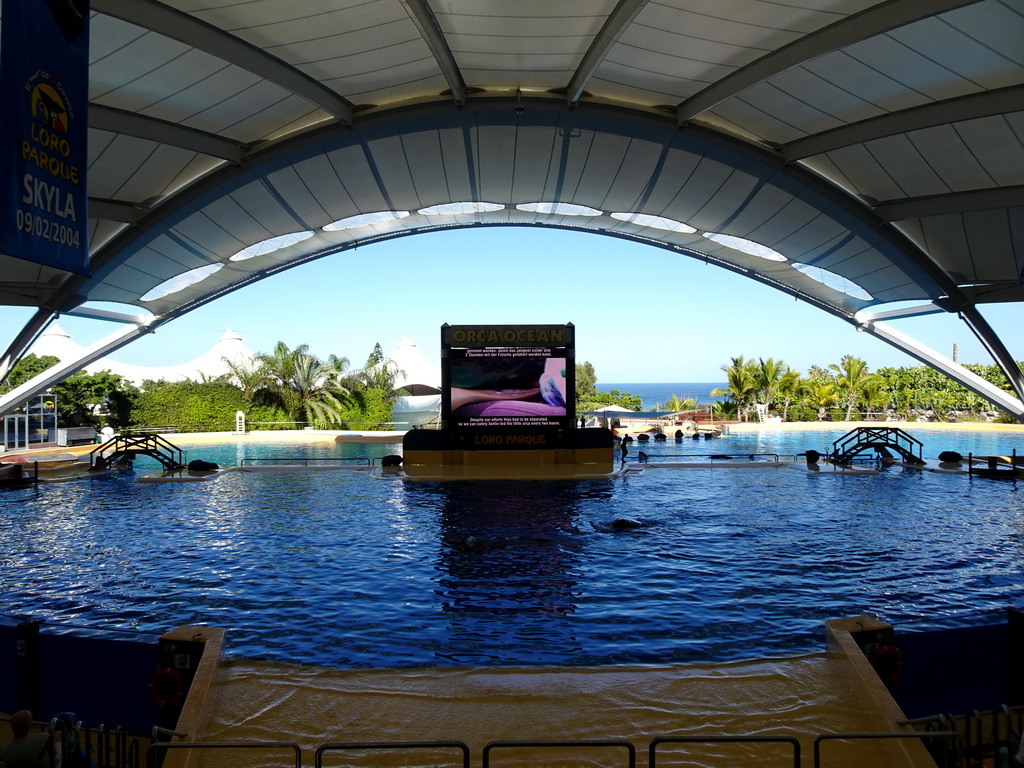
[857,318,1024,421]
[957,305,1024,403]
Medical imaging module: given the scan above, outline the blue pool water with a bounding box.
[1,427,1022,669]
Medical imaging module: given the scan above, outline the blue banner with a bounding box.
[0,0,91,276]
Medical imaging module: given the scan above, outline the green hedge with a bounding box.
[131,380,288,430]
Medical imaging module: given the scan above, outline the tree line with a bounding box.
[0,341,406,432]
[702,354,1021,423]
[3,347,1020,431]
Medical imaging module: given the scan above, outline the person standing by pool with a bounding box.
[0,710,60,768]
[620,440,628,465]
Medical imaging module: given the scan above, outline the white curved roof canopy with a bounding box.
[2,0,1023,416]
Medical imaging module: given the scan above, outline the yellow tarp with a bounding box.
[198,653,922,767]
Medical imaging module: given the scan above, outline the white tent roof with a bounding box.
[383,337,441,395]
[28,324,254,385]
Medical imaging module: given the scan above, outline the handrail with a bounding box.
[90,434,186,470]
[47,726,984,768]
[315,741,470,768]
[637,453,780,463]
[125,422,410,434]
[239,456,373,467]
[650,735,800,768]
[812,730,961,768]
[483,739,636,768]
[831,426,924,463]
[146,741,302,768]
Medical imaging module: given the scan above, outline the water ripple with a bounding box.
[2,431,1022,668]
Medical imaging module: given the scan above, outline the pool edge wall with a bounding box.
[825,616,935,766]
[160,625,225,768]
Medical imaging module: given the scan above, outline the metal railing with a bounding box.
[134,730,980,768]
[239,456,374,468]
[90,433,185,470]
[147,741,301,768]
[315,741,470,768]
[484,739,635,767]
[650,735,800,768]
[813,730,962,768]
[124,422,414,435]
[636,452,781,464]
[903,705,1023,768]
[831,426,924,465]
[32,718,145,768]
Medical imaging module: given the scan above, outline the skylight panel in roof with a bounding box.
[793,263,873,300]
[611,212,697,233]
[703,233,787,262]
[141,263,223,302]
[516,203,602,216]
[323,211,410,230]
[229,231,315,262]
[420,202,505,215]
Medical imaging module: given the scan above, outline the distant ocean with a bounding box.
[601,382,727,410]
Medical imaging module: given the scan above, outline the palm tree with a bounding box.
[257,341,348,426]
[658,394,698,413]
[289,351,347,426]
[755,357,788,415]
[829,355,882,421]
[258,341,302,395]
[861,381,891,421]
[712,356,758,421]
[221,356,270,402]
[341,357,407,399]
[803,379,839,421]
[776,369,803,421]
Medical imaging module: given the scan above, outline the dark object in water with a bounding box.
[654,433,667,441]
[637,451,648,463]
[637,433,650,442]
[611,517,642,530]
[187,459,219,471]
[381,455,403,467]
[938,450,963,462]
[804,449,821,463]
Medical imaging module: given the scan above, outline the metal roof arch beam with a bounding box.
[675,0,986,125]
[958,305,1024,403]
[566,0,650,106]
[782,85,1024,161]
[90,105,246,162]
[93,0,354,124]
[0,320,153,417]
[399,0,466,105]
[856,317,1024,419]
[873,186,1024,222]
[89,198,145,225]
[0,309,57,385]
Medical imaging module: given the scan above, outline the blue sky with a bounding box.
[2,226,1020,383]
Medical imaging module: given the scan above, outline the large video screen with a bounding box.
[447,346,569,429]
